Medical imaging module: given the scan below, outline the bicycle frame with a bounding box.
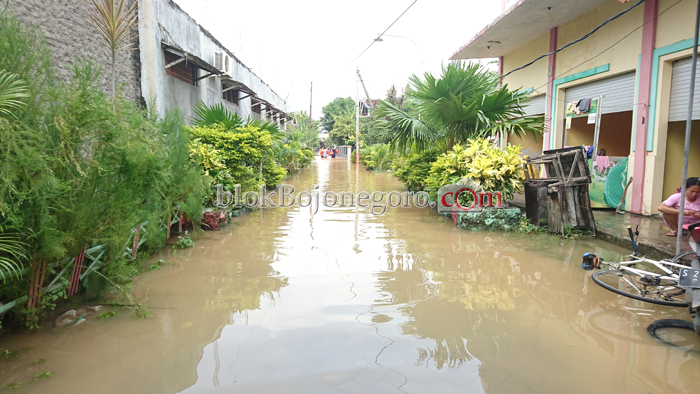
[604,255,686,297]
[611,255,686,281]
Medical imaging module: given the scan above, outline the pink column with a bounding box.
[498,56,504,79]
[631,0,658,214]
[544,27,558,151]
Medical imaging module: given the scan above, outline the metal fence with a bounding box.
[336,146,352,159]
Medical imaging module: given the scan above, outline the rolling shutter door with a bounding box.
[522,94,545,116]
[564,72,636,114]
[669,57,700,121]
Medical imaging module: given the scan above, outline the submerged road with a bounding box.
[1,158,699,393]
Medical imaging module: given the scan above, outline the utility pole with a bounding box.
[309,82,313,131]
[677,0,700,255]
[355,69,360,164]
[357,69,372,107]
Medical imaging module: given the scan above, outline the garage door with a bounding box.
[669,56,700,121]
[564,72,636,114]
[522,94,545,116]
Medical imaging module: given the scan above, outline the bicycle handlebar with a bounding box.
[627,225,639,255]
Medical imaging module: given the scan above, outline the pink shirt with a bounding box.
[662,193,700,224]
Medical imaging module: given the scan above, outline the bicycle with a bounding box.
[581,224,697,307]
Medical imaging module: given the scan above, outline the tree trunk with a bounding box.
[111,51,116,104]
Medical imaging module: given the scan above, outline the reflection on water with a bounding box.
[2,158,700,393]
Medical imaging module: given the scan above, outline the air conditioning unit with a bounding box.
[214,51,230,75]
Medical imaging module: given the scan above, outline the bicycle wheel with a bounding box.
[592,270,687,307]
[671,250,695,264]
[589,309,665,345]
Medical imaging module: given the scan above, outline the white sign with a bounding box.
[587,113,597,124]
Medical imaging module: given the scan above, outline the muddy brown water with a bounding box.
[2,158,700,393]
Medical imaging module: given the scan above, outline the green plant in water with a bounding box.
[0,349,18,360]
[150,259,168,270]
[98,311,116,320]
[26,358,46,365]
[517,217,545,234]
[1,382,20,390]
[80,265,151,319]
[176,232,195,249]
[561,226,593,239]
[31,372,54,381]
[0,347,31,360]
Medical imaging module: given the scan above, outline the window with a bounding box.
[223,88,239,105]
[252,102,261,114]
[164,51,196,85]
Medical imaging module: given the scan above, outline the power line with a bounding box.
[350,0,419,64]
[500,0,646,81]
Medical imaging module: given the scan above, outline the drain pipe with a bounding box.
[677,0,700,255]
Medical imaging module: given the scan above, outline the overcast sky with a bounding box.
[173,0,503,118]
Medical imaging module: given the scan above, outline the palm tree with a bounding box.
[0,71,29,119]
[0,224,29,283]
[374,62,543,153]
[82,0,138,101]
[191,101,245,130]
[191,101,283,140]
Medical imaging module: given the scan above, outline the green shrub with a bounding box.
[189,124,286,192]
[392,149,441,191]
[425,139,525,201]
[360,144,394,172]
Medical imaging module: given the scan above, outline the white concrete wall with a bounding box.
[139,0,288,124]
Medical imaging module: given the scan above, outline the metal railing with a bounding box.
[335,145,352,159]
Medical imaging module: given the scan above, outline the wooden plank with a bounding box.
[559,186,578,231]
[547,187,563,234]
[0,296,28,314]
[164,57,185,69]
[525,182,548,226]
[579,185,597,235]
[80,248,106,281]
[195,72,215,81]
[567,150,579,182]
[46,267,68,290]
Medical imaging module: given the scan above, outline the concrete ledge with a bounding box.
[594,229,672,261]
[456,208,522,232]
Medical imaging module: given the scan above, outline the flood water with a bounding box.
[2,158,700,393]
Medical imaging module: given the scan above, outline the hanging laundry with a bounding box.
[595,155,612,175]
[586,145,595,159]
[578,98,592,113]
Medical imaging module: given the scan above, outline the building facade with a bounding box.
[452,0,699,215]
[6,0,290,128]
[139,0,291,127]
